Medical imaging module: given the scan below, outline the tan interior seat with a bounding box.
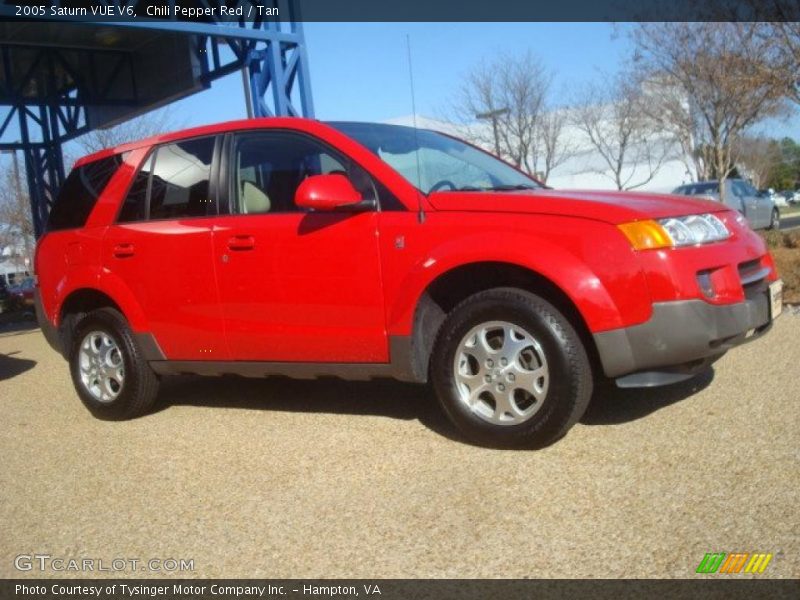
[241,181,270,214]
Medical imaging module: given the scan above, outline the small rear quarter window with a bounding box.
[47,154,123,231]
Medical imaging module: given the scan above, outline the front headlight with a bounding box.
[618,214,730,250]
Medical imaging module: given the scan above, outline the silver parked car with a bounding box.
[672,179,779,230]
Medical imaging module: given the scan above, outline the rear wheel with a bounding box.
[68,308,159,420]
[431,288,593,448]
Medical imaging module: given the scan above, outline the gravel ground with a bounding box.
[0,314,798,579]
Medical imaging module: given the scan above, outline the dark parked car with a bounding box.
[0,279,9,313]
[8,277,35,311]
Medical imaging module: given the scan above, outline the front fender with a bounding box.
[386,222,651,335]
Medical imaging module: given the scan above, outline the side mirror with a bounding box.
[295,174,362,211]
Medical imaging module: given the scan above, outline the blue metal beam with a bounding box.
[0,5,314,235]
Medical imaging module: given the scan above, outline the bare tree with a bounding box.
[630,23,788,200]
[707,3,800,107]
[61,106,182,173]
[533,108,574,184]
[571,77,675,190]
[0,165,34,274]
[73,107,181,156]
[449,52,552,175]
[764,22,800,106]
[735,136,782,189]
[637,75,710,182]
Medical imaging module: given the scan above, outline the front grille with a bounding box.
[738,258,770,300]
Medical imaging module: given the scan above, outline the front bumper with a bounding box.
[594,290,773,385]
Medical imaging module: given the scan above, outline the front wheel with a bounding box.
[430,288,593,448]
[68,308,160,420]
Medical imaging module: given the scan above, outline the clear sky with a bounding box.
[166,22,799,139]
[169,22,629,124]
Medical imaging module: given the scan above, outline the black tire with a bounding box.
[769,209,780,230]
[68,307,159,420]
[430,288,592,448]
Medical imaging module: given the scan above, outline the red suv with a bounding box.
[35,119,783,447]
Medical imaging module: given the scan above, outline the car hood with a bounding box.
[427,189,727,224]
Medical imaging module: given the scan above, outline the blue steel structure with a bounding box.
[0,1,314,236]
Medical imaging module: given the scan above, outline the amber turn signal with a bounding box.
[617,220,673,250]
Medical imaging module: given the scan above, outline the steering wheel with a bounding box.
[429,179,457,193]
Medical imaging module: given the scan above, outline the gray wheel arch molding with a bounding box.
[36,288,167,362]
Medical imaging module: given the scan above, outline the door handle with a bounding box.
[113,243,135,258]
[227,235,255,251]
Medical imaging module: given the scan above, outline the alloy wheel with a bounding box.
[453,320,549,425]
[78,330,125,402]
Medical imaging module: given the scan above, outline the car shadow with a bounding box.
[155,368,715,442]
[155,375,460,440]
[0,320,39,337]
[581,368,715,426]
[0,351,37,382]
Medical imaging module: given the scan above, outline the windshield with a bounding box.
[328,122,542,194]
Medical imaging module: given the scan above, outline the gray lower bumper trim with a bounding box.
[34,289,63,356]
[594,296,772,378]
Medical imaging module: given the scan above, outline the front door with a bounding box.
[212,130,388,363]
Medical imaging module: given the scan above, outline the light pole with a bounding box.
[476,107,509,158]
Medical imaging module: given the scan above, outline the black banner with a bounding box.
[2,579,800,600]
[0,0,798,23]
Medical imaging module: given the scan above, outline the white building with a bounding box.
[0,230,32,286]
[385,114,695,193]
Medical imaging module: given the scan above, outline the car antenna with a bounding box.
[406,33,426,224]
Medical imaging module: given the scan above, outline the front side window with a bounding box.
[742,182,759,197]
[732,181,753,198]
[117,137,215,223]
[232,132,376,214]
[329,122,542,194]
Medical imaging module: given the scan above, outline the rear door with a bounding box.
[211,129,387,362]
[102,136,227,360]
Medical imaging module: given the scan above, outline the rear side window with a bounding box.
[117,137,216,222]
[150,138,215,219]
[47,154,123,231]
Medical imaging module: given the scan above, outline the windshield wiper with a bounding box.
[483,184,538,191]
[445,184,538,192]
